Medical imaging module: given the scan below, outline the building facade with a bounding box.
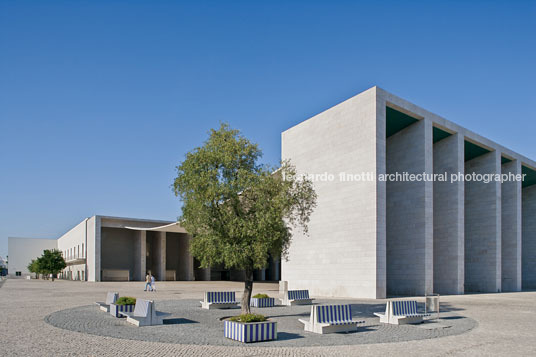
[281,86,536,299]
[9,215,280,282]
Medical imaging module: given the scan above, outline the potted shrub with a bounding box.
[110,296,136,317]
[250,293,275,308]
[224,313,277,343]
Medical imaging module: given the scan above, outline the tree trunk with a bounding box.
[241,268,254,314]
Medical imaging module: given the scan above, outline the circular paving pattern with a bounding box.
[44,299,477,347]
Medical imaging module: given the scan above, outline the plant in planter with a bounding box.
[110,296,136,317]
[224,313,277,343]
[250,293,275,308]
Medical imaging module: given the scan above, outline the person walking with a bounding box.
[150,274,156,292]
[144,273,152,291]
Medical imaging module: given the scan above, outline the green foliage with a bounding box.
[173,123,317,273]
[115,297,136,306]
[173,124,316,313]
[27,250,66,279]
[252,293,270,299]
[229,313,267,323]
[38,249,66,276]
[27,259,42,278]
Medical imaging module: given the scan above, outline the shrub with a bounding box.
[115,297,136,306]
[229,313,267,323]
[252,293,270,299]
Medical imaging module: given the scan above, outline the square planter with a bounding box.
[110,303,135,318]
[250,297,275,308]
[224,320,277,343]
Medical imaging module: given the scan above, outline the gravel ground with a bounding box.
[44,299,476,346]
[2,279,536,356]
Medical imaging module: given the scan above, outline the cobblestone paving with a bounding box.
[44,299,476,346]
[2,279,536,356]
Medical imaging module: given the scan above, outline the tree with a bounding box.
[37,249,66,281]
[27,259,41,279]
[173,123,317,313]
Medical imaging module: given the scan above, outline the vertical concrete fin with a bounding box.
[522,184,536,289]
[386,118,433,296]
[433,133,465,294]
[501,160,522,291]
[464,151,501,292]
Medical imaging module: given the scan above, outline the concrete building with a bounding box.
[281,86,536,299]
[7,238,57,277]
[8,215,280,282]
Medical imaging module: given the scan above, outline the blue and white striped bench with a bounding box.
[299,304,365,334]
[95,292,118,312]
[281,290,313,306]
[201,291,239,309]
[374,300,430,325]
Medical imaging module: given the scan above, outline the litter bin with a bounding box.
[425,294,440,320]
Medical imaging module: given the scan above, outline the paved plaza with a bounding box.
[1,279,535,356]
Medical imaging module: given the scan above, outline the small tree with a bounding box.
[37,249,66,281]
[27,259,41,279]
[173,124,316,313]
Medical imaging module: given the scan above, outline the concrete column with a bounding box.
[94,217,102,282]
[177,233,194,281]
[134,230,146,281]
[522,184,536,289]
[188,236,194,281]
[386,118,433,296]
[501,160,522,291]
[154,231,166,281]
[464,151,501,293]
[433,133,464,294]
[376,101,387,299]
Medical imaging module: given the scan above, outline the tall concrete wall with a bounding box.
[281,87,383,298]
[433,133,464,294]
[464,151,501,292]
[7,237,57,276]
[522,185,536,289]
[501,160,522,291]
[386,119,433,296]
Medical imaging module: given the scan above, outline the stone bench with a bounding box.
[374,300,430,325]
[281,290,313,306]
[119,299,171,327]
[299,304,365,334]
[200,291,239,310]
[95,292,118,312]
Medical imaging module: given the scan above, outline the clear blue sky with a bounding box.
[1,1,535,258]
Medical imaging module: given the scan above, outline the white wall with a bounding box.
[57,218,89,260]
[57,218,91,280]
[281,87,382,299]
[7,237,57,276]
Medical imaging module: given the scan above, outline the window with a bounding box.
[82,244,84,258]
[16,271,21,276]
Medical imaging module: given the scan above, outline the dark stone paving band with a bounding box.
[44,299,477,347]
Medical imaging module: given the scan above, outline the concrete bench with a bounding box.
[281,290,313,306]
[299,304,365,334]
[374,300,430,325]
[95,292,118,312]
[200,291,239,310]
[119,299,171,327]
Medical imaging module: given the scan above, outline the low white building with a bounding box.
[9,215,280,282]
